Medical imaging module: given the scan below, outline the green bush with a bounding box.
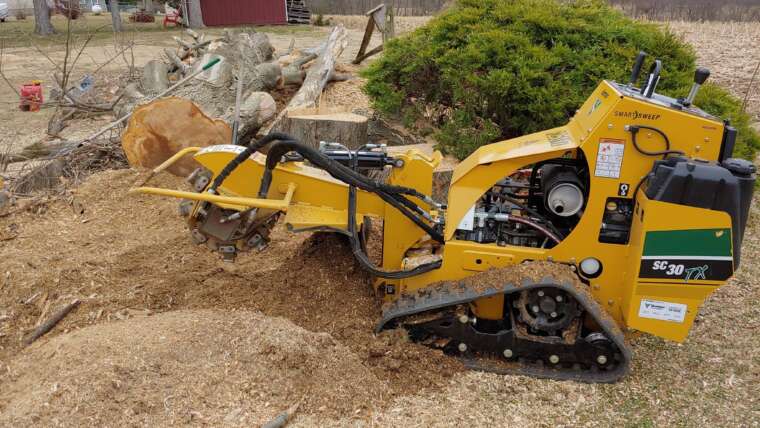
[363,0,759,160]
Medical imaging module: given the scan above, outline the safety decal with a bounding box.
[638,229,733,283]
[638,299,687,323]
[594,139,625,179]
[457,205,476,231]
[618,183,630,197]
[588,98,602,116]
[547,131,572,147]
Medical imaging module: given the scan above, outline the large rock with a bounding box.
[121,97,232,176]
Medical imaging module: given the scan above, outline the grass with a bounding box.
[0,13,320,48]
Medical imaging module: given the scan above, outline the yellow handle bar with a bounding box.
[129,146,298,211]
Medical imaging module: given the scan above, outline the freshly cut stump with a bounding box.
[0,310,389,427]
[279,108,369,149]
[121,97,232,177]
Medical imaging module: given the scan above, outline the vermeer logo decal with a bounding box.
[613,110,661,120]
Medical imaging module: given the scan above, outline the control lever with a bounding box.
[641,59,662,98]
[682,67,710,106]
[629,51,647,87]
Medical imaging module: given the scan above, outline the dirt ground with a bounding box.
[0,18,759,428]
[668,21,760,121]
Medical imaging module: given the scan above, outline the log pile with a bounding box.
[6,23,419,194]
[120,25,362,174]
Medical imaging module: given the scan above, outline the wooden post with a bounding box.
[353,4,391,65]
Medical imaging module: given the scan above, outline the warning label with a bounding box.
[638,299,687,323]
[595,139,625,179]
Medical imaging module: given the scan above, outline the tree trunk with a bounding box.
[278,109,369,150]
[268,25,349,134]
[32,0,55,35]
[109,0,122,32]
[187,0,205,28]
[144,0,154,13]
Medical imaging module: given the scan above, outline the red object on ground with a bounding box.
[200,0,287,26]
[163,10,181,28]
[19,81,43,112]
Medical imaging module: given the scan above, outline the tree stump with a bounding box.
[279,108,369,150]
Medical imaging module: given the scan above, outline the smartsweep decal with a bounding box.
[613,110,661,120]
[639,229,733,283]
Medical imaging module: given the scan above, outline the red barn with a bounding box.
[199,0,288,26]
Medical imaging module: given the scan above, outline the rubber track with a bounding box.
[376,266,632,383]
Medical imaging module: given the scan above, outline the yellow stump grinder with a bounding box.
[133,53,756,382]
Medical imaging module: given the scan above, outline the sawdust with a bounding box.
[321,63,372,112]
[0,310,388,426]
[0,169,460,426]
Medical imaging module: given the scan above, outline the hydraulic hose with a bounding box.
[260,139,444,243]
[208,132,294,194]
[206,132,445,277]
[500,195,565,239]
[345,158,442,279]
[509,216,561,244]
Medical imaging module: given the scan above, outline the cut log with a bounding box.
[222,92,277,143]
[122,97,232,176]
[268,25,349,134]
[278,108,368,150]
[165,48,191,74]
[248,62,282,92]
[141,60,169,93]
[280,52,317,86]
[191,53,233,88]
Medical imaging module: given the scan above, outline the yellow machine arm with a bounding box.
[132,143,444,275]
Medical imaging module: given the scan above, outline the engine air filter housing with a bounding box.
[541,165,585,217]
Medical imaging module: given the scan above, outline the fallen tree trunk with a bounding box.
[267,25,349,134]
[11,138,128,193]
[3,139,83,164]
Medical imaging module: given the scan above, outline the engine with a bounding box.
[455,159,589,248]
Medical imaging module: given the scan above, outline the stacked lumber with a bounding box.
[287,0,311,24]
